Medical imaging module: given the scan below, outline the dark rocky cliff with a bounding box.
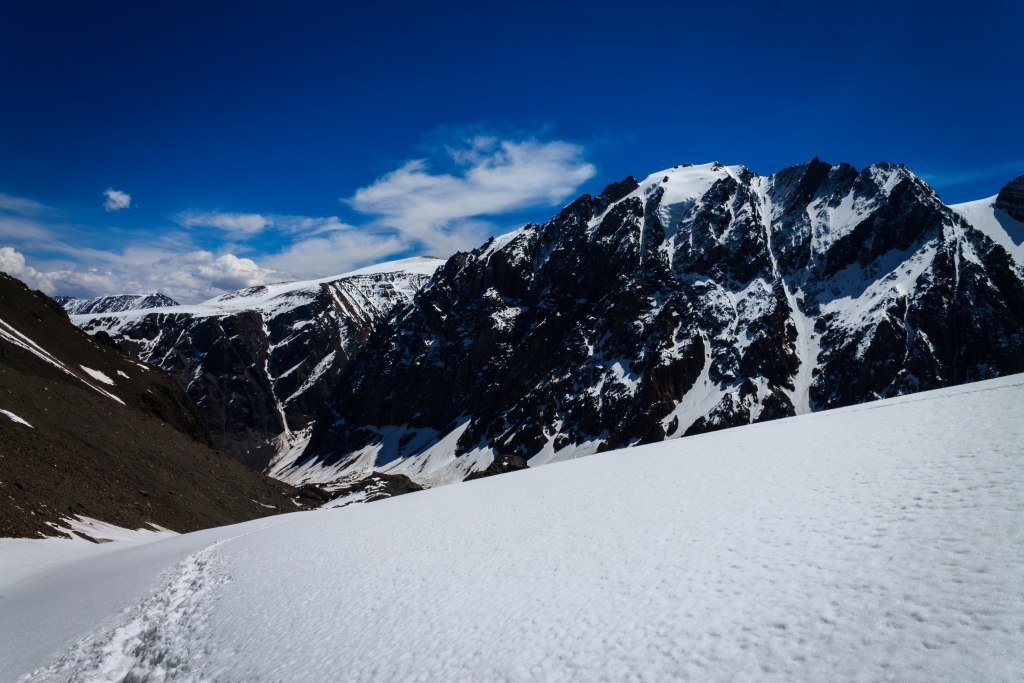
[294,161,1024,483]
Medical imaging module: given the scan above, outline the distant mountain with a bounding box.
[290,161,1024,486]
[0,273,305,538]
[71,257,442,472]
[54,292,179,315]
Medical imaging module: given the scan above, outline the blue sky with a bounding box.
[0,0,1020,301]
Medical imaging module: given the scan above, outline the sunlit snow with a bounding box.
[0,408,32,428]
[2,375,1021,680]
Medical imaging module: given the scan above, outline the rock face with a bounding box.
[71,258,442,471]
[995,173,1024,222]
[0,273,303,538]
[294,160,1024,485]
[325,472,424,507]
[464,455,529,481]
[55,293,179,315]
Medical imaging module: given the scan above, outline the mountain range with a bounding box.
[68,257,440,471]
[58,161,1024,494]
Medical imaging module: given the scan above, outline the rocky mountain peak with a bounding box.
[289,158,1024,488]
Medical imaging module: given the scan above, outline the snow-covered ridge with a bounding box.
[71,256,442,326]
[601,161,748,219]
[55,293,179,316]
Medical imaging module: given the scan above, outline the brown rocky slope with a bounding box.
[0,272,308,538]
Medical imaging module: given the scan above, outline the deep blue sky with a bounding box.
[0,0,1020,299]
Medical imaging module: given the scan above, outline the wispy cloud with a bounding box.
[103,188,132,211]
[0,193,50,216]
[262,229,406,279]
[176,211,355,238]
[350,136,595,254]
[178,211,269,236]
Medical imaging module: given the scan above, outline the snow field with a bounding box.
[3,375,1023,680]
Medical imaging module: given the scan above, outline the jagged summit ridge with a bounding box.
[55,292,179,315]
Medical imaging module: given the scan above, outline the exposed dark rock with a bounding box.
[995,173,1024,222]
[464,455,529,481]
[292,484,334,507]
[52,162,1024,495]
[328,472,424,504]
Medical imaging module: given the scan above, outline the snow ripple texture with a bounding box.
[21,539,235,682]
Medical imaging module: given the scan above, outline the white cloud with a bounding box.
[0,246,28,275]
[172,135,596,279]
[350,137,596,254]
[0,135,596,300]
[103,188,132,211]
[0,244,278,302]
[0,195,277,300]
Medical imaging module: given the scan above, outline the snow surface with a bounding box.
[79,366,115,386]
[0,518,175,589]
[0,408,32,428]
[952,195,1024,263]
[3,375,1023,680]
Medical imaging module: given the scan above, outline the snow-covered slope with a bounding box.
[952,198,1024,263]
[950,173,1024,264]
[54,293,179,316]
[71,256,442,470]
[4,375,1021,680]
[297,161,1024,487]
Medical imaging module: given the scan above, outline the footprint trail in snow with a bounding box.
[21,538,236,682]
